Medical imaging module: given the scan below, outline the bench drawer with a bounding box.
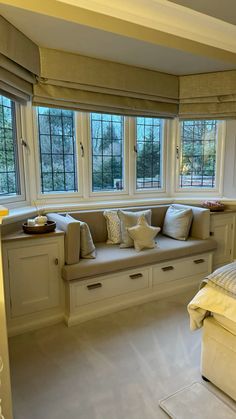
[153,254,209,286]
[75,267,150,306]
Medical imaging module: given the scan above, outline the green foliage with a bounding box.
[92,117,123,191]
[0,96,17,195]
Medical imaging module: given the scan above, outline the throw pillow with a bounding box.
[103,210,121,244]
[162,205,193,241]
[118,209,152,248]
[127,215,160,252]
[66,214,96,259]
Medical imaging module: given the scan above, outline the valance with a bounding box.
[33,48,179,117]
[0,16,40,103]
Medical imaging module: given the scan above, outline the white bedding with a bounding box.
[187,284,236,331]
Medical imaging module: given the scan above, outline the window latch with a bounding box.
[134,145,137,154]
[80,142,84,157]
[21,138,28,148]
[176,145,179,159]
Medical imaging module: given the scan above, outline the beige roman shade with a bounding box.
[0,16,40,103]
[33,48,179,117]
[179,71,236,119]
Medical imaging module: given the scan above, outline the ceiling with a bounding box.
[169,0,236,26]
[1,0,236,75]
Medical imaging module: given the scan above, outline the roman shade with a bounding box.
[0,16,40,103]
[33,48,179,117]
[179,71,236,119]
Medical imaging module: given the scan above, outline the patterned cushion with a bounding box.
[103,210,121,244]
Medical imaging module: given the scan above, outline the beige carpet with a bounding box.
[160,382,236,419]
[8,291,236,419]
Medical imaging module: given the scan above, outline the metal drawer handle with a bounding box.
[194,259,205,264]
[87,283,102,290]
[55,258,59,265]
[129,273,143,280]
[162,266,174,271]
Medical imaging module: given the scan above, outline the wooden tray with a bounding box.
[22,220,56,234]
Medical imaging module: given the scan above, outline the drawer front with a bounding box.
[153,254,209,286]
[75,268,150,306]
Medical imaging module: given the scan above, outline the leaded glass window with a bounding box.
[179,120,217,188]
[37,107,77,193]
[0,95,20,196]
[136,117,163,189]
[91,113,124,192]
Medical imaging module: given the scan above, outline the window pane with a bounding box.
[136,117,163,189]
[0,95,20,196]
[91,113,124,192]
[37,107,77,193]
[179,120,217,189]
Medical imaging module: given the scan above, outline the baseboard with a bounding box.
[65,277,198,327]
[7,312,64,337]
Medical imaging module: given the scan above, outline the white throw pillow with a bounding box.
[118,209,152,248]
[103,210,121,244]
[162,205,193,241]
[66,214,96,259]
[127,215,160,252]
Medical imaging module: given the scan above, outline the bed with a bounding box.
[188,262,236,401]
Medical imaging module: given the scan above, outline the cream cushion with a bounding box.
[103,210,121,244]
[127,215,160,252]
[118,209,152,248]
[62,235,216,281]
[162,205,193,241]
[66,214,96,259]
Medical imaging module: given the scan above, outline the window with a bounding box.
[91,113,124,192]
[37,107,77,193]
[178,120,218,189]
[0,95,20,196]
[136,117,163,190]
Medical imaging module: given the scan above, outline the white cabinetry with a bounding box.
[65,252,213,326]
[2,232,64,335]
[210,212,235,269]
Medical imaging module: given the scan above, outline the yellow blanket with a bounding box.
[187,284,236,331]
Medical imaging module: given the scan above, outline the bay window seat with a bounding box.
[47,204,217,326]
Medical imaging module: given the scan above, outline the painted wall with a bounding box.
[223,120,236,199]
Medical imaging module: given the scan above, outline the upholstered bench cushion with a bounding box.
[62,234,216,281]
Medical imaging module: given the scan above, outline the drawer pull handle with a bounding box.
[87,283,102,290]
[194,259,205,264]
[210,232,214,236]
[162,266,174,271]
[129,273,143,280]
[55,258,59,265]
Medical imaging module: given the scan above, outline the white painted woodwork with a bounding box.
[65,252,213,326]
[74,267,150,308]
[210,213,235,269]
[153,253,210,286]
[8,243,60,316]
[0,207,13,419]
[3,235,64,335]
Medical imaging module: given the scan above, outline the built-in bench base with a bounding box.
[64,252,213,326]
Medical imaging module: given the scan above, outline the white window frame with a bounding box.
[88,112,129,199]
[174,119,225,197]
[133,117,168,196]
[0,101,27,206]
[33,107,83,202]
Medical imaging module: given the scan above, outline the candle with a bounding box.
[27,219,36,226]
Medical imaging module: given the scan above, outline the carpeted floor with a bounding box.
[8,291,236,419]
